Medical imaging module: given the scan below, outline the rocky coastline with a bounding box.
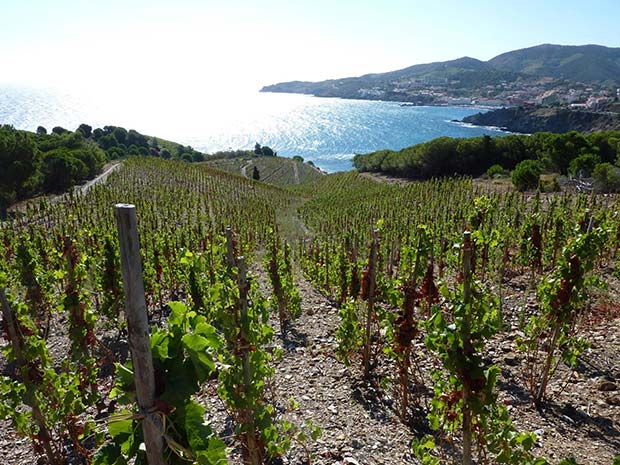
[462,105,620,133]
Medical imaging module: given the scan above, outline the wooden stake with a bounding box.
[236,257,262,465]
[363,229,379,378]
[115,204,165,465]
[462,231,473,465]
[225,226,236,269]
[1,288,59,464]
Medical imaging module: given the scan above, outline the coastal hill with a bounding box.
[261,44,620,104]
[488,44,620,85]
[262,56,520,104]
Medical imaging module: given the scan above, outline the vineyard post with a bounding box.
[324,242,330,295]
[363,229,379,378]
[226,226,236,269]
[0,288,59,464]
[114,204,165,465]
[236,256,262,465]
[462,231,473,465]
[269,240,287,336]
[400,235,422,420]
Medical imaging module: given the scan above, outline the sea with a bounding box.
[0,85,508,173]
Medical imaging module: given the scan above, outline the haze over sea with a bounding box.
[0,86,507,173]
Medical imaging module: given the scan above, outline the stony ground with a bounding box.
[1,265,619,465]
[201,266,620,465]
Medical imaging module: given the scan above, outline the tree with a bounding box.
[112,127,128,145]
[569,153,600,178]
[36,126,47,135]
[261,145,275,157]
[512,160,542,191]
[127,129,148,147]
[543,131,590,174]
[593,163,620,192]
[0,125,39,214]
[52,126,69,135]
[73,142,106,176]
[40,149,86,192]
[252,166,260,180]
[254,143,262,155]
[77,124,92,138]
[98,134,117,150]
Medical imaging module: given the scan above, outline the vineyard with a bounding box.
[1,157,619,465]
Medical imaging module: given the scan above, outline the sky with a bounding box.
[1,0,619,99]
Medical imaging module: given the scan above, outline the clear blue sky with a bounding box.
[1,0,619,95]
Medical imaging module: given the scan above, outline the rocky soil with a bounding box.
[1,266,619,465]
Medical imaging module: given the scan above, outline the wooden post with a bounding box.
[236,257,262,465]
[1,288,59,464]
[324,242,330,295]
[115,204,165,465]
[363,229,379,378]
[462,231,472,465]
[225,226,236,269]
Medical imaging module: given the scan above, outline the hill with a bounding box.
[262,56,520,102]
[488,43,620,84]
[204,154,324,186]
[261,44,620,104]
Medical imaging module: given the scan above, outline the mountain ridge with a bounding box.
[261,44,620,104]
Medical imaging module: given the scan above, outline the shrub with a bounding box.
[486,164,510,178]
[569,153,601,178]
[539,176,561,192]
[593,163,620,192]
[512,160,542,191]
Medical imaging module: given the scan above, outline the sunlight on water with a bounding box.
[0,86,508,172]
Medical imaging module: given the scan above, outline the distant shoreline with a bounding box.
[259,89,504,112]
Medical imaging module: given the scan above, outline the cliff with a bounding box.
[462,106,620,133]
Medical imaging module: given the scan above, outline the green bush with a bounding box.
[539,176,561,192]
[593,163,620,192]
[512,160,542,191]
[486,164,510,178]
[569,153,601,177]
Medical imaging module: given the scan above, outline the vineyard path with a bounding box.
[240,160,252,178]
[238,261,418,465]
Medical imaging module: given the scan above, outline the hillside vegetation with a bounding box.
[353,131,620,182]
[0,124,203,216]
[488,43,620,84]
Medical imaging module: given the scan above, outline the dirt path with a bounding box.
[269,276,417,465]
[77,161,121,195]
[241,160,252,178]
[207,260,417,465]
[5,162,121,226]
[293,161,300,184]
